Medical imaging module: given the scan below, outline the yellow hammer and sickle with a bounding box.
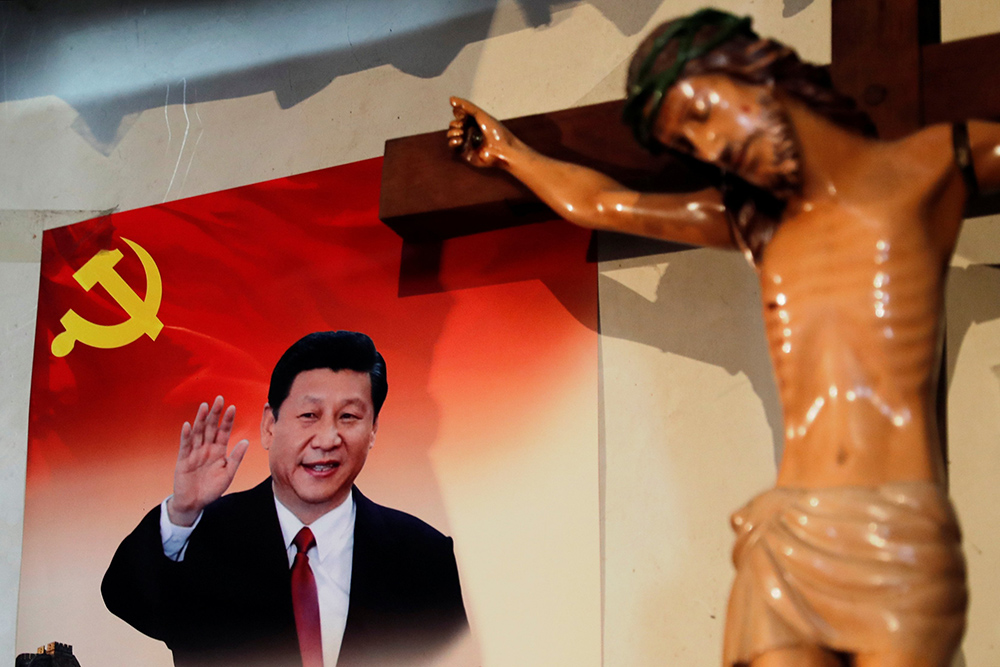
[51,238,164,357]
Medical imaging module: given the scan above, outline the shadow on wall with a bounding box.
[783,0,814,18]
[1,0,663,154]
[945,263,1000,387]
[597,235,785,466]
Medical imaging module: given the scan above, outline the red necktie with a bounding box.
[292,527,323,667]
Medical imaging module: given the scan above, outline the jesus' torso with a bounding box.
[753,127,966,488]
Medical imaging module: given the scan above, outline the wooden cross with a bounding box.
[379,0,1000,238]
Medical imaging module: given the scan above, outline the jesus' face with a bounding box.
[652,73,801,198]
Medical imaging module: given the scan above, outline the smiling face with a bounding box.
[261,368,378,524]
[652,73,801,197]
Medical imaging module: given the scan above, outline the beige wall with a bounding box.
[600,246,780,665]
[942,0,1000,41]
[947,215,1000,667]
[3,1,999,665]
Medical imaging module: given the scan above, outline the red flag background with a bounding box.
[18,158,601,666]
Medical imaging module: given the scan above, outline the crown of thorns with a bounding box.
[623,8,755,148]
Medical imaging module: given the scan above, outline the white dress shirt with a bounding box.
[160,491,356,667]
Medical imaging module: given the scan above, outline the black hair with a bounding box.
[267,331,387,420]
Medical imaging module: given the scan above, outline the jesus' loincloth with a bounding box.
[723,482,967,667]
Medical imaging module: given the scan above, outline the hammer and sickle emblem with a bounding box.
[51,238,164,357]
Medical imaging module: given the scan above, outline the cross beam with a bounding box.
[380,2,1000,240]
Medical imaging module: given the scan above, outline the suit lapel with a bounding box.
[336,485,469,665]
[341,486,390,655]
[226,478,297,633]
[244,478,293,589]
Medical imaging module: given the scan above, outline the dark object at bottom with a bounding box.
[15,642,82,667]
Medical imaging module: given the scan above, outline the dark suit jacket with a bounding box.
[102,480,468,667]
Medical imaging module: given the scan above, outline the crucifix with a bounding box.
[380,3,1000,666]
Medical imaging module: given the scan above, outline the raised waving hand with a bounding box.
[167,396,249,527]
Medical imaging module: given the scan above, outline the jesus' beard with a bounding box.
[755,95,802,200]
[716,98,802,265]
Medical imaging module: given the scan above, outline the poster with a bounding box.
[18,158,601,666]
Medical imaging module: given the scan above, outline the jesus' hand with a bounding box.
[448,97,520,169]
